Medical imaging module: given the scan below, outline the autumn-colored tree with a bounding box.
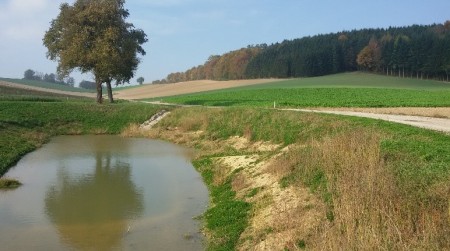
[357,38,382,71]
[43,0,147,103]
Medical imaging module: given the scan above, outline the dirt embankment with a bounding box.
[114,79,283,100]
[123,119,327,250]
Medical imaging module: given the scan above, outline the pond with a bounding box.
[0,135,208,250]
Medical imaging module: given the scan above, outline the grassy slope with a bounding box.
[148,107,450,250]
[1,93,449,249]
[154,73,450,108]
[0,77,95,93]
[0,100,163,176]
[0,84,93,101]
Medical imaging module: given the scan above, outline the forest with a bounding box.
[154,21,450,84]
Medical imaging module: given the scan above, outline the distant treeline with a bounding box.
[23,69,75,87]
[23,69,109,90]
[154,21,450,84]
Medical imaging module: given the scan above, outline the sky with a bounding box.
[0,0,449,86]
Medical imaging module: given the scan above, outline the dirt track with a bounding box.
[284,109,450,134]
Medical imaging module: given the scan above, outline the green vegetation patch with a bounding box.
[0,179,22,189]
[239,73,450,90]
[0,78,94,93]
[159,88,450,108]
[155,107,450,249]
[193,158,251,251]
[0,85,92,102]
[149,73,450,108]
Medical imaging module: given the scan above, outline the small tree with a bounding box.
[137,77,144,85]
[23,69,35,80]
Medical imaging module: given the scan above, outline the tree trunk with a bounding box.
[106,80,114,103]
[96,79,103,104]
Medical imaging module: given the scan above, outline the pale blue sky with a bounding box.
[0,0,449,85]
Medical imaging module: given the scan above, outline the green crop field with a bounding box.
[0,85,92,102]
[232,72,450,90]
[0,77,95,93]
[150,73,450,108]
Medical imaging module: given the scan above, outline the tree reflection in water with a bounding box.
[45,151,143,251]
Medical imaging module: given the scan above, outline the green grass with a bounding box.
[0,77,95,93]
[193,158,251,251]
[239,72,450,90]
[155,107,450,249]
[148,73,450,108]
[0,85,93,101]
[0,100,164,176]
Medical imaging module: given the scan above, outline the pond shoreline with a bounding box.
[0,135,208,250]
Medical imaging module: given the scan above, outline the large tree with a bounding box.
[43,0,147,103]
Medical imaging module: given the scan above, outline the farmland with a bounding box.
[1,77,450,249]
[0,78,94,93]
[151,73,450,108]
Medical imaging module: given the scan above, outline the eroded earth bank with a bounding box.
[123,107,450,251]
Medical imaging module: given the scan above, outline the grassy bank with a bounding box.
[2,96,449,250]
[131,107,450,250]
[0,100,164,176]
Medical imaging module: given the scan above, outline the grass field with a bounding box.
[0,84,92,101]
[150,73,450,108]
[0,77,95,93]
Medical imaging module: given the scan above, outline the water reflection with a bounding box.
[0,136,208,251]
[45,151,143,251]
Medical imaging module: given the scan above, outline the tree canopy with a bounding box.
[154,22,450,84]
[43,0,147,103]
[137,77,144,85]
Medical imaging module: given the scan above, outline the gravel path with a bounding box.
[284,109,450,134]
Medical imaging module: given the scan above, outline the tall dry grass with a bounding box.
[126,107,450,250]
[285,129,450,250]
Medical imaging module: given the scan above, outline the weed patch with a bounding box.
[193,158,251,251]
[0,178,22,189]
[150,107,450,250]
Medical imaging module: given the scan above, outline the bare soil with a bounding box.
[312,107,450,119]
[114,79,283,100]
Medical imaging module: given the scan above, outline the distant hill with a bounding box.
[155,21,450,84]
[0,78,95,93]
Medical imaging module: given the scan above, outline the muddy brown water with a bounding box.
[0,135,208,250]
